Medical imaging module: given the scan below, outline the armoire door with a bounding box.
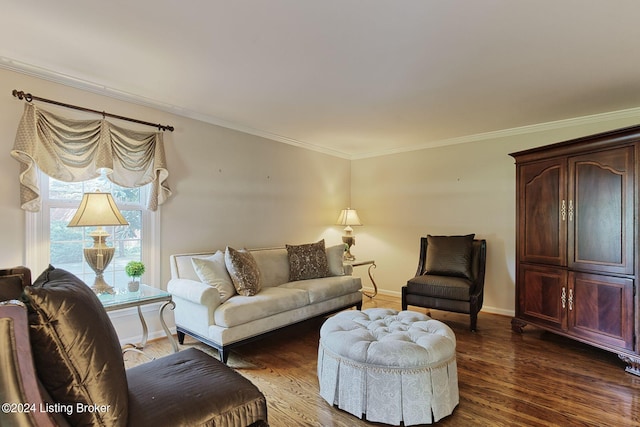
[518,264,567,330]
[569,272,634,350]
[568,146,634,275]
[518,158,567,267]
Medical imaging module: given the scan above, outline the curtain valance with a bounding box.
[11,103,172,212]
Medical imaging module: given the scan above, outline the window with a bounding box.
[26,172,159,288]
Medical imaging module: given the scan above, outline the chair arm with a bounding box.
[0,301,66,427]
[167,279,221,308]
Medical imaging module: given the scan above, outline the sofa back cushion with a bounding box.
[249,247,290,287]
[24,266,128,427]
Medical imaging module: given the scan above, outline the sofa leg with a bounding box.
[401,287,408,310]
[177,331,186,345]
[470,313,478,332]
[219,348,229,364]
[355,301,363,311]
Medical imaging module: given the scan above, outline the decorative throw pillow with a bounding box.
[425,234,475,279]
[24,266,128,427]
[192,251,237,303]
[286,239,330,281]
[326,244,345,276]
[224,247,262,296]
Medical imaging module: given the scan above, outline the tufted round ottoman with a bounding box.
[317,308,458,426]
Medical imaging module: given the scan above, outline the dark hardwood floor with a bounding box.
[126,294,640,426]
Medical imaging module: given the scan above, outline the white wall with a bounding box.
[0,67,351,342]
[351,118,640,316]
[2,65,639,333]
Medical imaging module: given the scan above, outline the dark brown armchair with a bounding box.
[402,235,487,331]
[0,266,268,427]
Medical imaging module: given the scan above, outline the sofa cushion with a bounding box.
[286,239,330,281]
[225,247,262,296]
[250,248,290,288]
[280,275,360,304]
[326,244,345,276]
[426,234,475,279]
[214,287,310,328]
[127,348,267,426]
[191,251,236,303]
[24,266,128,427]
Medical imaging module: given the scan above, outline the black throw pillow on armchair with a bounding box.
[425,234,475,279]
[23,266,128,427]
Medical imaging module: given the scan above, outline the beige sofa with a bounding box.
[168,244,363,362]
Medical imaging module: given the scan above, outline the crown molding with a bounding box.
[351,107,640,159]
[4,56,639,161]
[0,56,352,159]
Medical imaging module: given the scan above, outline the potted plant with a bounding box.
[125,261,145,292]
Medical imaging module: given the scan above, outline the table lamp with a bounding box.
[336,208,362,261]
[67,191,129,294]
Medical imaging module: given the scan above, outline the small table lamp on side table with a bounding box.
[336,208,362,261]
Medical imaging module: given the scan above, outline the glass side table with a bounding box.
[344,259,378,298]
[98,284,178,354]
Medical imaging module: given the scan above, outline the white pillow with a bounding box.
[326,244,345,276]
[191,251,236,303]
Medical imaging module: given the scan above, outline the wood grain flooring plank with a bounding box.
[124,294,640,426]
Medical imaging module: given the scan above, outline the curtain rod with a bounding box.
[12,89,174,132]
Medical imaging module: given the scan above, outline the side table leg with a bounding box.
[121,305,148,352]
[362,263,378,298]
[138,305,149,348]
[160,300,179,353]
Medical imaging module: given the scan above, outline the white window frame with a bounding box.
[25,172,161,289]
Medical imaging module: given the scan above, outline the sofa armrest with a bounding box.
[167,279,221,308]
[343,264,353,275]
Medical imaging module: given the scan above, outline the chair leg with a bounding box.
[470,312,478,332]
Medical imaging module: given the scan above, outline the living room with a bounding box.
[1,2,640,426]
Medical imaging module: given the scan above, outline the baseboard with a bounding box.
[480,306,515,317]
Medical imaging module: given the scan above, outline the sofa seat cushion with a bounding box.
[279,276,361,304]
[127,348,267,427]
[406,274,472,301]
[214,287,310,328]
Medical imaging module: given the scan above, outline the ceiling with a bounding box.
[2,1,640,158]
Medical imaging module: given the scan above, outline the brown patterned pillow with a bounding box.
[224,247,262,296]
[286,239,330,281]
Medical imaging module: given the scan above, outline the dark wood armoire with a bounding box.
[510,124,640,376]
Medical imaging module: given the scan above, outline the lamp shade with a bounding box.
[67,192,129,227]
[336,208,362,226]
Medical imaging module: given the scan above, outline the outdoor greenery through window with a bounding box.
[47,175,145,288]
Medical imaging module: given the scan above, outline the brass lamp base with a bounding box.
[90,271,115,295]
[84,229,115,295]
[342,235,356,261]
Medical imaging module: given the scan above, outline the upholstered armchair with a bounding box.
[0,266,268,427]
[402,235,487,331]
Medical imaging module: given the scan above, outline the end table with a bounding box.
[345,259,378,298]
[98,284,178,354]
